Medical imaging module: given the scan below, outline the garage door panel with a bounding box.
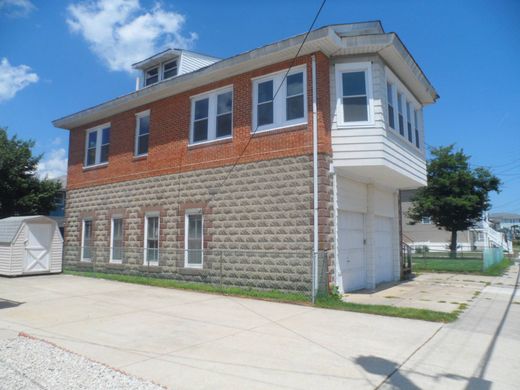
[375,216,394,284]
[338,210,366,292]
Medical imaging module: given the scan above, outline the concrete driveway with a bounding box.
[1,268,519,390]
[0,274,441,389]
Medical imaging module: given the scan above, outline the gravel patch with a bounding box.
[0,336,163,390]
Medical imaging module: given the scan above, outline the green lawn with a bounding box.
[412,257,512,276]
[64,270,464,323]
[413,258,483,273]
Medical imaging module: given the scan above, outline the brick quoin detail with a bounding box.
[67,52,332,191]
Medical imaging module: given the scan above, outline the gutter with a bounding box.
[311,54,319,301]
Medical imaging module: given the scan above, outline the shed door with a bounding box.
[24,223,51,273]
[375,216,394,284]
[338,211,366,292]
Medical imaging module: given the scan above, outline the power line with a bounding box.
[206,0,327,203]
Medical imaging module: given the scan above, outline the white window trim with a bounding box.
[385,67,423,149]
[162,60,178,80]
[252,65,307,134]
[134,110,150,157]
[335,62,374,128]
[184,209,204,269]
[109,216,123,264]
[143,212,160,266]
[189,85,233,145]
[144,66,159,87]
[84,122,110,168]
[80,219,92,262]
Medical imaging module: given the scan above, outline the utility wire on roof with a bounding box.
[206,0,327,202]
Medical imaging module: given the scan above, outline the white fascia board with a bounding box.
[53,28,335,130]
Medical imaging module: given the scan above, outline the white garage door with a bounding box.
[375,216,394,284]
[338,211,366,292]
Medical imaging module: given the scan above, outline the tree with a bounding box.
[407,145,500,257]
[0,127,62,218]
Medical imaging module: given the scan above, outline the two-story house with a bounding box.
[53,21,438,293]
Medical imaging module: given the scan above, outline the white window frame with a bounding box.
[144,66,159,86]
[334,62,374,128]
[189,86,233,145]
[162,60,178,80]
[81,219,92,262]
[134,110,150,157]
[406,100,413,144]
[385,67,423,149]
[110,216,124,264]
[143,212,160,266]
[84,122,110,168]
[184,209,204,269]
[252,65,307,133]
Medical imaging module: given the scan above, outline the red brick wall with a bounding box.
[67,52,332,190]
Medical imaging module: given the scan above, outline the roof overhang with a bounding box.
[53,23,438,130]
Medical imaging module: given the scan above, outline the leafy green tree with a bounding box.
[408,145,500,257]
[0,127,62,218]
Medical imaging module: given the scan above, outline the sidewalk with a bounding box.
[379,261,520,389]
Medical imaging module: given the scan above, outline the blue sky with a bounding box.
[1,0,519,213]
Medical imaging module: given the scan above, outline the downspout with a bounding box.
[312,55,319,301]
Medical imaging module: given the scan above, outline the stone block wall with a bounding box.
[64,155,334,293]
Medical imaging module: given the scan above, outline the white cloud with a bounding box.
[0,0,35,17]
[51,136,63,145]
[37,148,68,179]
[0,57,39,102]
[66,0,197,73]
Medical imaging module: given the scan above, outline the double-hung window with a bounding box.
[335,63,373,126]
[145,67,159,86]
[85,124,110,167]
[406,101,413,143]
[387,82,395,130]
[190,87,233,144]
[81,219,92,261]
[397,93,404,136]
[253,66,307,132]
[163,60,177,80]
[135,111,150,156]
[110,217,124,263]
[144,214,159,265]
[185,210,203,268]
[414,110,420,148]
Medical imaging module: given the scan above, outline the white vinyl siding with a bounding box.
[252,66,307,133]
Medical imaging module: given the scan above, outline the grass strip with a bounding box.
[64,270,309,303]
[64,270,465,323]
[412,258,512,276]
[315,295,464,323]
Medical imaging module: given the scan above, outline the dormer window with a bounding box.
[145,67,159,86]
[163,60,177,80]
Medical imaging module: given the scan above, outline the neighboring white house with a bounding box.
[0,216,63,276]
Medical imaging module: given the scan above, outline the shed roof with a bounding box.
[0,216,54,245]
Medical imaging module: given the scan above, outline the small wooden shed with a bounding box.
[0,216,63,276]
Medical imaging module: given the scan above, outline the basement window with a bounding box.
[185,210,203,268]
[144,213,159,266]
